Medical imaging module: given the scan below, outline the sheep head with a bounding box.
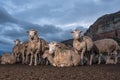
[14,39,21,45]
[48,41,61,54]
[27,29,38,40]
[71,29,82,39]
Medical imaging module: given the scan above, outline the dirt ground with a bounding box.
[0,64,120,80]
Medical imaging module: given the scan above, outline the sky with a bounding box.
[0,0,120,53]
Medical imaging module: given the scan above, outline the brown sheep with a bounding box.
[1,53,16,64]
[93,39,120,64]
[13,39,28,64]
[42,41,80,67]
[13,39,21,62]
[27,29,47,66]
[71,29,93,65]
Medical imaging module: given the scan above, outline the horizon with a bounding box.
[0,0,120,53]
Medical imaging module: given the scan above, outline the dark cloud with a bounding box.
[5,0,119,25]
[0,37,13,53]
[0,7,17,23]
[0,39,12,45]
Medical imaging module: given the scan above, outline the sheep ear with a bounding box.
[14,40,16,42]
[27,31,29,33]
[35,30,38,34]
[80,31,82,33]
[71,31,74,34]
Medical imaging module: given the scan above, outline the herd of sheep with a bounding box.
[1,29,120,67]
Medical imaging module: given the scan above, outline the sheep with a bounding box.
[42,41,80,67]
[13,39,21,63]
[43,42,74,66]
[71,29,93,65]
[38,38,48,65]
[43,50,73,67]
[27,29,47,66]
[13,39,28,64]
[1,53,16,64]
[93,39,120,64]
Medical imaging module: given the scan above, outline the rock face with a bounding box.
[85,11,120,40]
[61,39,73,47]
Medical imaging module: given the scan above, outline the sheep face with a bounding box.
[27,29,37,40]
[14,39,20,45]
[48,42,58,54]
[71,29,82,39]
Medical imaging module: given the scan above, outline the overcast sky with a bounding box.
[0,0,120,52]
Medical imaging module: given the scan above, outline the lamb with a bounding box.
[42,41,80,67]
[1,53,16,64]
[71,29,93,65]
[93,39,120,64]
[27,29,47,66]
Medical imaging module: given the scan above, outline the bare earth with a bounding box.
[0,64,120,80]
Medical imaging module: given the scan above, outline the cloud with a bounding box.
[0,36,14,53]
[0,7,17,23]
[2,0,119,28]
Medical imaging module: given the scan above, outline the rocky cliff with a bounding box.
[85,11,120,40]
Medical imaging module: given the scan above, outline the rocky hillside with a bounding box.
[85,11,120,40]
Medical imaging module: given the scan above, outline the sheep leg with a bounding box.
[98,54,102,64]
[14,53,17,62]
[89,54,93,65]
[22,52,25,64]
[38,53,44,65]
[46,59,49,65]
[25,53,29,64]
[114,55,118,64]
[34,54,38,66]
[114,51,118,64]
[16,55,20,62]
[106,53,110,64]
[39,56,43,65]
[80,48,85,65]
[86,52,90,65]
[38,54,41,64]
[29,53,33,66]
